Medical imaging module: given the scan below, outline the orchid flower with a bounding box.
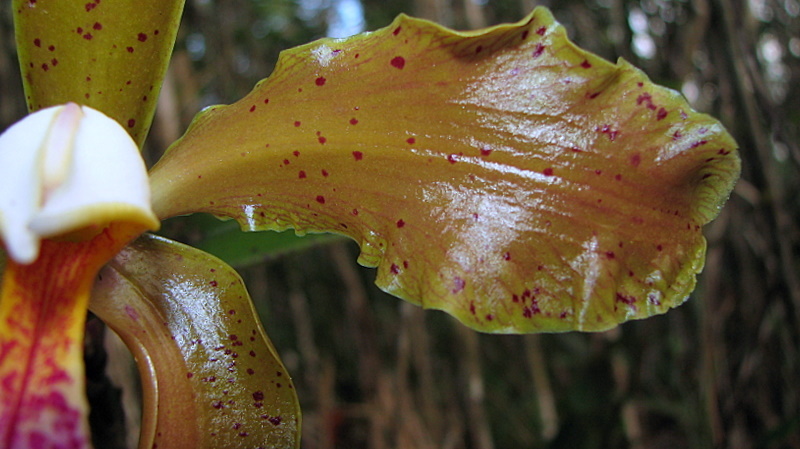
[0,0,739,447]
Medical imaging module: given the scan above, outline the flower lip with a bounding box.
[0,103,159,264]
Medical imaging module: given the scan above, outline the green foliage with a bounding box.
[165,213,342,267]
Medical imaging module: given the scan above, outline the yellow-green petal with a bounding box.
[149,8,739,333]
[90,234,300,448]
[13,0,185,145]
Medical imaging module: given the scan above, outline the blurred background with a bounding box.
[2,0,800,447]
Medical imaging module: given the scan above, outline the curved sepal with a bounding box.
[90,234,300,449]
[13,0,185,144]
[0,223,145,449]
[149,8,739,333]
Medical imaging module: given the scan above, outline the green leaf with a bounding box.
[163,214,343,268]
[148,8,739,333]
[89,234,300,448]
[13,0,185,145]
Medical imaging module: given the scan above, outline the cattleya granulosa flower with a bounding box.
[0,0,739,447]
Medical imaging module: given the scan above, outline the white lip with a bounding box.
[0,103,158,264]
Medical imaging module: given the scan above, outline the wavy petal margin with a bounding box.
[0,223,144,449]
[149,8,740,333]
[90,234,300,448]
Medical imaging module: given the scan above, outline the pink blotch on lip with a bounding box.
[452,277,466,293]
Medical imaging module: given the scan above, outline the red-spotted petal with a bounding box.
[13,0,185,144]
[149,8,739,333]
[90,234,300,448]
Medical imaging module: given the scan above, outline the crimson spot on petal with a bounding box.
[391,56,406,69]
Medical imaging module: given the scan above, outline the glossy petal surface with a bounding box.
[150,8,739,333]
[90,234,300,448]
[13,0,185,144]
[0,223,144,449]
